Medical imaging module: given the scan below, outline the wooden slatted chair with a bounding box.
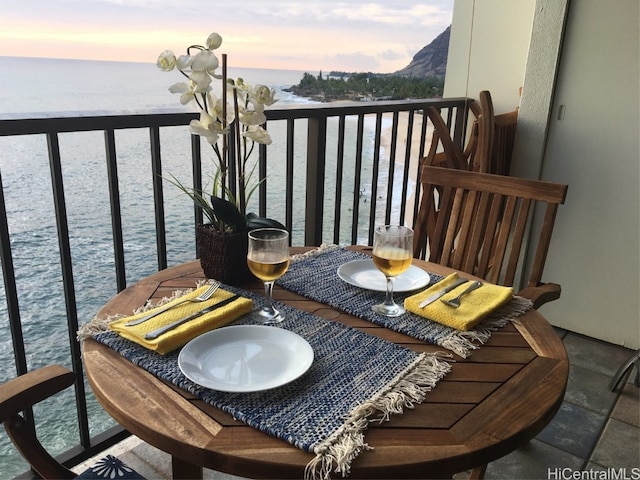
[0,365,145,479]
[413,166,568,309]
[422,91,495,173]
[490,108,518,175]
[470,90,495,173]
[423,90,518,176]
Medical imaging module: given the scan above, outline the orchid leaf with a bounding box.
[246,212,286,230]
[210,195,247,232]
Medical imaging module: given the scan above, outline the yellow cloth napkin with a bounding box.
[109,285,253,354]
[404,273,513,331]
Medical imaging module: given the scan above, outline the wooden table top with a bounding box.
[82,247,568,479]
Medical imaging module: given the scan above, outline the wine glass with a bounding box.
[371,225,414,317]
[247,228,290,323]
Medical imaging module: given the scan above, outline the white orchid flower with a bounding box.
[159,32,279,226]
[169,81,196,105]
[252,85,278,106]
[208,94,235,125]
[189,71,212,93]
[189,111,226,145]
[242,125,272,145]
[176,54,192,70]
[157,50,176,71]
[192,50,219,75]
[234,77,251,95]
[206,33,223,50]
[238,107,267,126]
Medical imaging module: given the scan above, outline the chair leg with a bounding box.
[609,349,640,391]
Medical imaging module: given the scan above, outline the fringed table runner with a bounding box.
[88,287,451,480]
[279,247,532,358]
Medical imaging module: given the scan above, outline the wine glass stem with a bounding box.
[263,281,275,312]
[384,276,396,305]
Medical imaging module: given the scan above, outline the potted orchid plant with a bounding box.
[157,32,285,282]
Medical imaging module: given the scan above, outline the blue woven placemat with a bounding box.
[279,247,532,357]
[92,288,451,480]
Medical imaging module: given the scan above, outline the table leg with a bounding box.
[172,455,203,480]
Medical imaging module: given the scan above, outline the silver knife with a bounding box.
[144,294,240,340]
[418,278,467,308]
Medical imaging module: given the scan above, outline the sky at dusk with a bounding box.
[0,0,454,73]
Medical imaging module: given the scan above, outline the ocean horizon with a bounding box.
[0,55,319,118]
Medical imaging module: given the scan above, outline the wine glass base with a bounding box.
[254,307,285,324]
[372,303,406,317]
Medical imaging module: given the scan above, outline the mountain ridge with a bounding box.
[394,25,450,78]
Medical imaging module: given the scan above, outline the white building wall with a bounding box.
[537,0,640,349]
[444,0,536,113]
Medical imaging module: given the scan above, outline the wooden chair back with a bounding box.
[423,106,468,170]
[471,90,495,173]
[422,91,518,176]
[1,365,78,479]
[490,108,519,175]
[413,166,568,307]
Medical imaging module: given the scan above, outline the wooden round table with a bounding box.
[82,247,568,479]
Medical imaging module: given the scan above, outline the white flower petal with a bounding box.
[179,92,195,105]
[176,55,192,70]
[252,85,278,106]
[242,125,272,145]
[157,50,176,71]
[192,50,219,74]
[239,109,267,126]
[189,71,212,93]
[206,33,223,50]
[169,82,191,94]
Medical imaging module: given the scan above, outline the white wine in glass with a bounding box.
[371,225,414,317]
[247,228,290,323]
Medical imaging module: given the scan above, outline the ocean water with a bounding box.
[0,57,388,477]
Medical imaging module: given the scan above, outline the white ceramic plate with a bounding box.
[337,259,431,292]
[178,325,314,392]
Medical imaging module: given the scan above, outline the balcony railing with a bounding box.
[0,97,471,475]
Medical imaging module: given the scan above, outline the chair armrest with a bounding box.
[0,365,75,422]
[517,283,561,309]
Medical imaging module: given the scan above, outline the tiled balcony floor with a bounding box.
[73,330,639,480]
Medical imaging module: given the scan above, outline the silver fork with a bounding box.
[125,281,221,326]
[440,281,482,308]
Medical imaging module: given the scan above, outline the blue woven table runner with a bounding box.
[92,287,451,480]
[279,247,531,357]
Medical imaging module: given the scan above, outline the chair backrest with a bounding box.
[0,365,77,479]
[422,91,517,176]
[470,90,495,173]
[413,166,568,295]
[423,106,468,170]
[490,108,519,175]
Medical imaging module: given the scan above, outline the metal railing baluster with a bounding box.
[149,126,167,270]
[285,118,295,233]
[367,113,381,245]
[46,131,91,447]
[384,111,399,224]
[333,116,346,245]
[104,129,126,291]
[352,114,366,246]
[305,115,327,246]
